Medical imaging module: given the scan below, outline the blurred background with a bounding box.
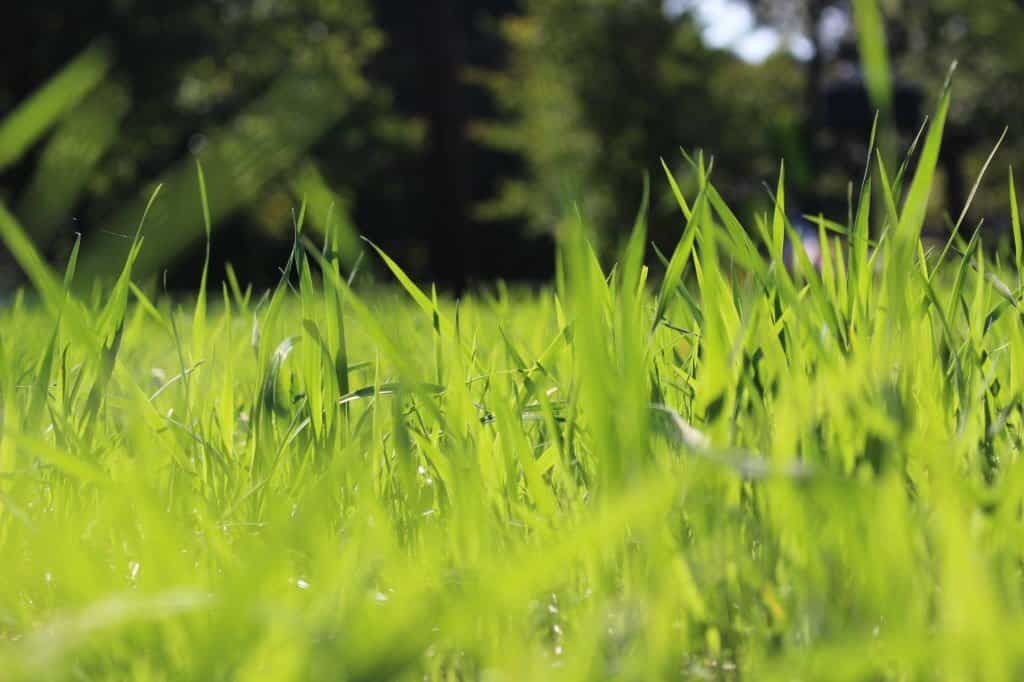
[2,0,1024,292]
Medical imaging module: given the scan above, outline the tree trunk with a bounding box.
[420,0,469,293]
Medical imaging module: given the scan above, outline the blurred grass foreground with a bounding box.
[6,53,1024,676]
[9,0,1024,675]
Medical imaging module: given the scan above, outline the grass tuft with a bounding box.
[3,89,1024,680]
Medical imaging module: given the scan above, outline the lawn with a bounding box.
[2,84,1024,680]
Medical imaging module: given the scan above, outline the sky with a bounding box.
[665,0,850,63]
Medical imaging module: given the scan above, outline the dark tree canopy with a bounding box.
[3,0,1024,287]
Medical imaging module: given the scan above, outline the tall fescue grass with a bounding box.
[2,79,1024,680]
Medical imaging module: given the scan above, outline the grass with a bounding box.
[3,84,1024,680]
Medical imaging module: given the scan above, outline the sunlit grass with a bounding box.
[3,82,1024,680]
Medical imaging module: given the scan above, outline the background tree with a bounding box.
[5,0,1024,288]
[742,0,1024,224]
[1,0,418,287]
[473,0,804,252]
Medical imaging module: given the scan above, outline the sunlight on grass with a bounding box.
[2,80,1024,680]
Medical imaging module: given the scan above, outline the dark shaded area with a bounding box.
[2,1,1024,291]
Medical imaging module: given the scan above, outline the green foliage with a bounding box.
[852,0,892,113]
[473,0,804,246]
[0,0,413,280]
[16,83,130,243]
[75,64,364,282]
[0,40,113,172]
[8,0,1024,286]
[5,83,1024,679]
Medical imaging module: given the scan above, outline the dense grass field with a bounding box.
[4,84,1024,680]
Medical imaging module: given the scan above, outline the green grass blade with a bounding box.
[0,39,112,170]
[852,0,892,113]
